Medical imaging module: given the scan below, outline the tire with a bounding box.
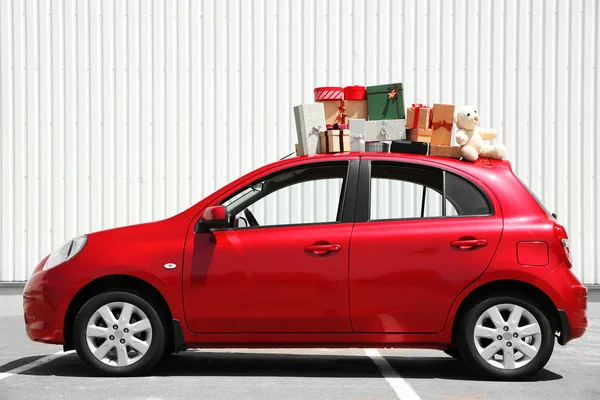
[443,346,462,360]
[73,291,166,376]
[456,294,554,381]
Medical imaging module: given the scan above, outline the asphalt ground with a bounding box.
[1,316,599,400]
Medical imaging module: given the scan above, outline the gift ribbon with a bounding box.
[431,119,453,132]
[335,101,347,124]
[368,84,403,119]
[379,120,389,139]
[410,103,431,129]
[350,133,364,142]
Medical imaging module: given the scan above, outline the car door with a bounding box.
[349,158,503,333]
[183,159,359,333]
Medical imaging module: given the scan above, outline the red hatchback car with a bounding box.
[23,153,587,380]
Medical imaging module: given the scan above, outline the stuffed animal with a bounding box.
[454,105,505,162]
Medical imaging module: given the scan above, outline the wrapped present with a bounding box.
[430,103,455,145]
[348,119,366,152]
[319,124,351,153]
[406,128,432,143]
[314,86,345,125]
[344,85,368,120]
[294,103,327,155]
[406,104,432,129]
[390,140,430,155]
[366,82,405,120]
[430,145,462,159]
[365,119,406,141]
[365,141,390,152]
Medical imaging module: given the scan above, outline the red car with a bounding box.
[23,153,587,380]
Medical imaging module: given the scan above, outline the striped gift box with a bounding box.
[314,86,344,102]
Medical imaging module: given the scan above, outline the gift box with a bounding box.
[348,119,366,152]
[365,141,390,152]
[430,103,455,146]
[294,103,327,155]
[406,104,432,129]
[430,145,462,159]
[344,85,368,120]
[319,124,351,153]
[406,128,432,143]
[390,140,430,155]
[314,86,345,125]
[364,119,406,141]
[366,83,405,120]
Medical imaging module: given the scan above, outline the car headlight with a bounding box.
[43,235,88,271]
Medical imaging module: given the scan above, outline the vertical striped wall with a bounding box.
[0,0,598,283]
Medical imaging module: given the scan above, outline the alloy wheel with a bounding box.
[473,303,542,370]
[85,301,153,367]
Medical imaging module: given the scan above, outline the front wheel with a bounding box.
[73,291,166,376]
[457,295,555,381]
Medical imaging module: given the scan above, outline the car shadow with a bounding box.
[20,351,563,382]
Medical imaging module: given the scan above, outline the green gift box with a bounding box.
[366,83,405,120]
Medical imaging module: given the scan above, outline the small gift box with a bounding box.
[364,119,406,141]
[365,141,390,153]
[430,103,455,146]
[344,85,368,120]
[406,104,432,129]
[430,145,462,159]
[348,119,366,152]
[406,128,432,143]
[314,86,345,125]
[294,103,327,155]
[366,82,405,120]
[319,123,351,153]
[390,140,430,155]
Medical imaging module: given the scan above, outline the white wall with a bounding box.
[0,0,598,283]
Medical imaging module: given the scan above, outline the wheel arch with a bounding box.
[63,274,177,352]
[450,279,561,345]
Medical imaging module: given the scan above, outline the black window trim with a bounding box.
[207,159,360,231]
[355,159,495,223]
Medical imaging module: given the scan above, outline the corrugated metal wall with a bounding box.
[0,0,598,283]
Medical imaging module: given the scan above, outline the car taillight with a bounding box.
[554,224,572,268]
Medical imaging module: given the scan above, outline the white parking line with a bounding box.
[364,349,421,400]
[0,351,67,381]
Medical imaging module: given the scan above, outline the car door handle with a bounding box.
[451,239,488,249]
[304,244,342,255]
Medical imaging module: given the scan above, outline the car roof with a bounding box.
[286,152,512,172]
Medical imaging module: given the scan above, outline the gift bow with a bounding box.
[335,102,348,124]
[350,133,365,142]
[310,125,325,136]
[431,119,453,131]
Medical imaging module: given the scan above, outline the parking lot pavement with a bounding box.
[1,317,599,400]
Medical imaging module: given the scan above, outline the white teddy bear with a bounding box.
[454,105,505,162]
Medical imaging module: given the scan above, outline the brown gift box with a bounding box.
[323,101,344,125]
[430,103,455,145]
[406,105,432,129]
[345,100,368,120]
[406,128,432,143]
[319,129,351,153]
[430,145,462,159]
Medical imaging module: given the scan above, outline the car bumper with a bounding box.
[546,265,588,344]
[23,256,90,345]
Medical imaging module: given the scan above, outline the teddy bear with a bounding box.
[454,105,505,162]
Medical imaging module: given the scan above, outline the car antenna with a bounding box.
[279,151,296,160]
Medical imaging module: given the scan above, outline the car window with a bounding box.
[369,162,491,221]
[220,163,348,228]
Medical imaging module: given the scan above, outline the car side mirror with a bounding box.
[195,205,229,232]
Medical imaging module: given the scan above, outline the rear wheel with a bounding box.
[73,291,165,376]
[457,295,554,380]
